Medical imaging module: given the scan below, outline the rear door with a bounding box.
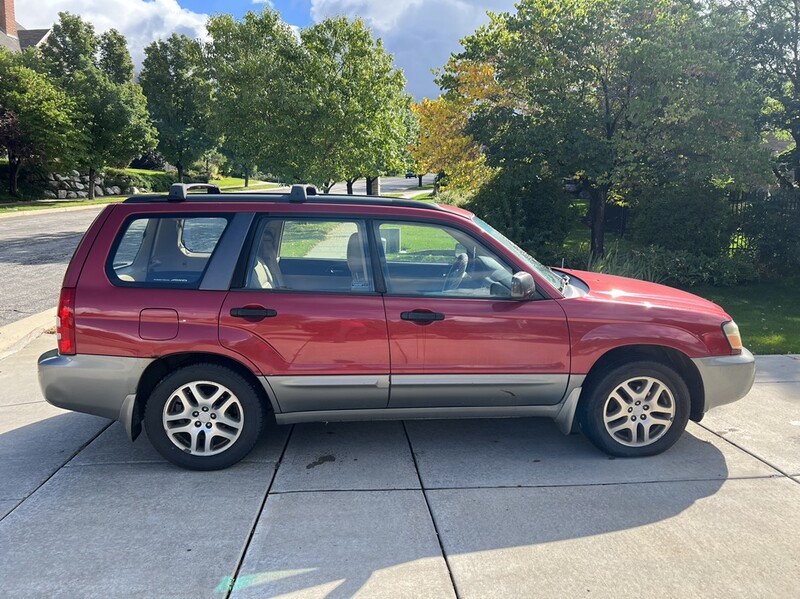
[219,216,390,413]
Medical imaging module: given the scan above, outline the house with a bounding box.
[0,0,51,53]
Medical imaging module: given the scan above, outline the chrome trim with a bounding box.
[263,375,390,412]
[389,374,569,407]
[691,348,756,413]
[38,350,153,422]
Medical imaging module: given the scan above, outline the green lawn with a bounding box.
[687,281,800,355]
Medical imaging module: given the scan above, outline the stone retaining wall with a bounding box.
[40,170,137,199]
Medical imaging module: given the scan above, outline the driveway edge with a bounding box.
[0,308,55,357]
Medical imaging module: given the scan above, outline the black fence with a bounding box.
[728,189,800,255]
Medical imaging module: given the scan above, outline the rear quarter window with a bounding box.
[107,215,230,288]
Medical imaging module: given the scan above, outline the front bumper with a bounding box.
[691,348,756,414]
[38,350,153,435]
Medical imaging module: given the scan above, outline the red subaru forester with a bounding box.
[38,184,755,470]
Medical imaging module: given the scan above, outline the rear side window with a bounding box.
[108,215,230,288]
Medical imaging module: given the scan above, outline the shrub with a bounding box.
[740,189,800,275]
[565,243,760,287]
[435,189,470,206]
[466,168,575,262]
[632,184,734,256]
[104,167,176,192]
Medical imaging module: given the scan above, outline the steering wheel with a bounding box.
[442,253,468,292]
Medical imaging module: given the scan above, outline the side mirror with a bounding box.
[511,272,535,300]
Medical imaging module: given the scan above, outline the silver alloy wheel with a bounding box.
[602,376,676,447]
[162,380,244,456]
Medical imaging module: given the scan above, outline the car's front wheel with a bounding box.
[578,361,690,457]
[144,363,263,470]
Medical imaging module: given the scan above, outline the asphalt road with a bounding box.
[0,176,433,328]
[0,207,106,328]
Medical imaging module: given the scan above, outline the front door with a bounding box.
[375,220,570,408]
[219,216,390,413]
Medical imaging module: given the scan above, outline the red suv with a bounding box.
[38,184,755,470]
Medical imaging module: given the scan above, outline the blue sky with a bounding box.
[19,0,517,99]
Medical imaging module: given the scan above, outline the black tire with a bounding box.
[144,363,264,470]
[578,361,690,457]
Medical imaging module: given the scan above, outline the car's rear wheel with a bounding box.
[144,363,263,470]
[578,361,690,457]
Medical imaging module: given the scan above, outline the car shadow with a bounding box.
[0,231,85,266]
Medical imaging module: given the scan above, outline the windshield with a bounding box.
[473,217,565,292]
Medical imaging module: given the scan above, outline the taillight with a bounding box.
[57,287,76,355]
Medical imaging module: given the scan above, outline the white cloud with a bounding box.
[310,0,517,99]
[252,0,275,5]
[16,0,208,70]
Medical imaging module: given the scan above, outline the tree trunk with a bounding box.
[176,162,184,183]
[588,185,608,258]
[346,178,357,194]
[8,155,19,196]
[88,168,96,200]
[366,176,375,195]
[244,168,250,188]
[418,175,423,187]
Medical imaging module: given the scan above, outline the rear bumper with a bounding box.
[38,350,152,429]
[691,348,756,414]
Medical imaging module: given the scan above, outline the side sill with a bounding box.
[274,401,576,431]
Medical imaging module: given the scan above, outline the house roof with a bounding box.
[19,28,50,50]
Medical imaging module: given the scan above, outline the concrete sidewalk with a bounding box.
[1,334,798,598]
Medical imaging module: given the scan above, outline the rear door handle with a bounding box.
[230,306,278,319]
[401,310,445,323]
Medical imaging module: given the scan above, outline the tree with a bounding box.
[732,0,800,186]
[140,34,215,182]
[452,0,768,257]
[290,17,410,193]
[41,13,157,198]
[0,51,78,195]
[206,8,300,187]
[99,29,134,85]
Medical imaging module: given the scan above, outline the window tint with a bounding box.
[108,215,230,288]
[246,219,373,293]
[377,221,513,298]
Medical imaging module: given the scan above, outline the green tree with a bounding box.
[0,51,78,195]
[140,34,214,182]
[206,8,300,187]
[294,17,409,193]
[453,0,768,257]
[99,29,134,85]
[732,0,800,186]
[40,13,156,198]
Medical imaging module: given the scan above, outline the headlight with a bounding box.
[722,321,742,352]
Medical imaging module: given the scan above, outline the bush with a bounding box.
[435,189,470,206]
[565,243,760,287]
[104,167,176,192]
[632,184,734,256]
[466,168,575,262]
[740,189,800,275]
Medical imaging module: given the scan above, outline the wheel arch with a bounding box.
[581,344,705,423]
[129,352,276,441]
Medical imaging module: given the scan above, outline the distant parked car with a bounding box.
[38,183,755,470]
[405,171,416,178]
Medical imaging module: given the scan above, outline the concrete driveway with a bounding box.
[1,334,799,598]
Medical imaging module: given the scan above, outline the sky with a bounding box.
[17,0,517,99]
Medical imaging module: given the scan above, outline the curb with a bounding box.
[0,308,55,358]
[0,203,113,221]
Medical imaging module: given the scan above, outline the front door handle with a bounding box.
[401,310,445,323]
[230,306,278,319]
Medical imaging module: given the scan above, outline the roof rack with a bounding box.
[125,186,445,212]
[168,183,222,201]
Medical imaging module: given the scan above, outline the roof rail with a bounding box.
[289,184,319,202]
[168,183,222,201]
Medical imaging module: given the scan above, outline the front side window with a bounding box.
[108,215,231,288]
[246,218,373,293]
[376,221,513,298]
